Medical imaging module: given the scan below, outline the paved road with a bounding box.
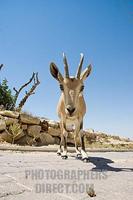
[0,151,133,200]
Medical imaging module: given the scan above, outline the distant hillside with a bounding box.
[84,129,133,150]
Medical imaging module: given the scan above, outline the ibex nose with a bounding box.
[66,106,75,115]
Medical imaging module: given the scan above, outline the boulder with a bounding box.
[40,119,48,131]
[53,136,60,145]
[0,129,12,143]
[84,131,97,144]
[0,110,19,118]
[13,130,25,141]
[15,135,35,146]
[20,113,40,125]
[40,132,55,145]
[48,127,61,137]
[47,120,60,129]
[27,125,41,138]
[0,119,6,132]
[21,124,28,130]
[85,128,95,133]
[67,138,74,145]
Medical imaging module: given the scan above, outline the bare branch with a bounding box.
[13,87,18,93]
[16,73,40,111]
[13,72,35,104]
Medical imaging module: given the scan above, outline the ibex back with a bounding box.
[50,53,92,162]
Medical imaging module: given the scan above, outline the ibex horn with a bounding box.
[63,53,69,78]
[76,53,84,78]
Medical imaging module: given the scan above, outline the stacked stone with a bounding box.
[0,111,60,146]
[0,110,95,146]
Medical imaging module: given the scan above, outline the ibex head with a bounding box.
[50,53,92,117]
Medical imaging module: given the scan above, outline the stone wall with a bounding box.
[0,110,95,146]
[0,110,61,146]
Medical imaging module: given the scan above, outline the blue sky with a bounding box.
[0,0,133,138]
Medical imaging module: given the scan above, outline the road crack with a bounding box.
[0,189,26,198]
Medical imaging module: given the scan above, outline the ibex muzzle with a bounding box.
[50,53,92,161]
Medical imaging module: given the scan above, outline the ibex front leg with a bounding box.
[74,123,82,158]
[79,122,89,162]
[58,122,68,159]
[61,129,68,159]
[80,131,88,162]
[57,135,68,159]
[57,122,63,156]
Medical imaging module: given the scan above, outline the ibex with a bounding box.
[50,54,92,162]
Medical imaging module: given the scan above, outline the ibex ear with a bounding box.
[80,64,92,81]
[50,62,64,82]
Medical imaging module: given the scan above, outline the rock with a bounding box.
[87,186,96,197]
[47,120,60,129]
[40,132,55,145]
[85,131,97,144]
[48,127,61,137]
[85,128,95,133]
[14,130,25,141]
[54,136,60,145]
[27,125,41,138]
[4,117,18,126]
[67,138,75,145]
[20,113,40,125]
[15,135,35,146]
[0,119,6,132]
[0,130,12,143]
[21,124,28,130]
[40,119,48,131]
[0,110,19,118]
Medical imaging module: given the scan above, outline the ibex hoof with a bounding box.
[61,155,68,159]
[76,153,82,159]
[82,157,89,163]
[57,152,61,156]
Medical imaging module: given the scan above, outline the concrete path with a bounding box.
[0,151,133,200]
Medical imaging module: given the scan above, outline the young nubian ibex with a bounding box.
[50,54,92,161]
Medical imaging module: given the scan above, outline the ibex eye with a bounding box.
[80,85,84,92]
[60,84,64,91]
